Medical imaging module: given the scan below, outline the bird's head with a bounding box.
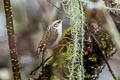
[52,19,63,29]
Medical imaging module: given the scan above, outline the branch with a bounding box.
[30,56,52,75]
[91,33,117,80]
[3,0,21,80]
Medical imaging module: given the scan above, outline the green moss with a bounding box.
[62,44,73,61]
[50,76,60,80]
[60,26,73,44]
[101,40,107,48]
[88,54,97,62]
[62,27,72,39]
[117,78,120,80]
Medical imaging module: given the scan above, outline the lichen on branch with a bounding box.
[63,0,85,80]
[3,0,21,80]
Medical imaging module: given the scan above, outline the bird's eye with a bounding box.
[57,20,61,23]
[54,20,61,27]
[54,23,58,27]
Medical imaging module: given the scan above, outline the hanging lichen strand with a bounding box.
[3,0,21,80]
[63,0,85,80]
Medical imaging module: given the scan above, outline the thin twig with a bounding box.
[108,48,117,58]
[3,0,21,80]
[47,0,70,19]
[30,56,52,75]
[91,33,117,80]
[47,0,63,13]
[95,64,106,80]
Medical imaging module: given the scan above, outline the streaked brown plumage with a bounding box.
[37,19,63,56]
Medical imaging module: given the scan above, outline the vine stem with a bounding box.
[3,0,21,80]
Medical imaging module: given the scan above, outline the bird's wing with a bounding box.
[36,40,47,57]
[46,28,58,47]
[36,28,58,56]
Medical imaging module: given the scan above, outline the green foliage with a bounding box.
[50,76,60,80]
[62,45,73,61]
[117,78,120,80]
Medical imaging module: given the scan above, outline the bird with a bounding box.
[36,19,63,57]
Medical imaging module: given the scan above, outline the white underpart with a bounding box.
[53,21,62,47]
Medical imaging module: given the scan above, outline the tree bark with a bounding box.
[3,0,21,80]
